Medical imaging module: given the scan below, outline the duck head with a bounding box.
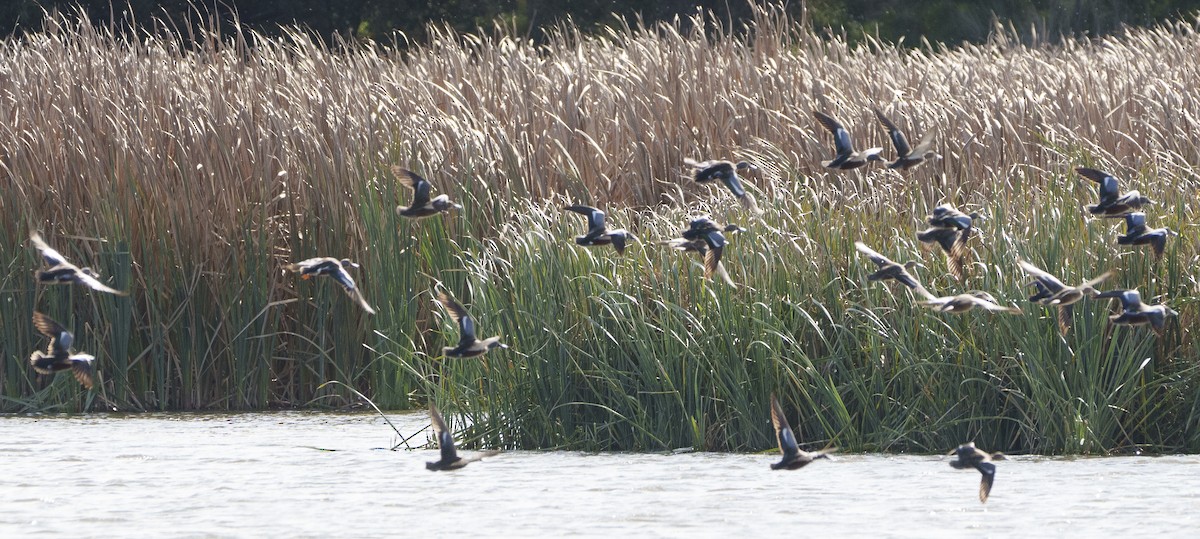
[339,259,360,269]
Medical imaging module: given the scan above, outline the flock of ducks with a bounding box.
[20,108,1182,501]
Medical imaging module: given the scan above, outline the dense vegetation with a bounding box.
[3,0,1200,46]
[1,3,1197,454]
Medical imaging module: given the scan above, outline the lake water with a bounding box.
[1,412,1197,537]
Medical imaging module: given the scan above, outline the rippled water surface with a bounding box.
[2,412,1198,537]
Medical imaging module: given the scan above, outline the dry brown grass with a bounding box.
[0,4,1196,421]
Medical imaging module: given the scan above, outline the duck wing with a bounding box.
[392,166,433,208]
[30,233,69,267]
[429,403,459,463]
[814,110,854,156]
[71,355,96,389]
[873,108,911,157]
[32,311,73,355]
[565,205,607,238]
[975,461,997,503]
[438,292,478,344]
[854,241,895,268]
[1076,167,1120,204]
[1017,260,1067,292]
[75,271,129,296]
[770,394,799,460]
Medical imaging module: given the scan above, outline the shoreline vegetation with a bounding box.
[1,3,1197,454]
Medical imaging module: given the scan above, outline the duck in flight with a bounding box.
[813,110,883,170]
[564,205,633,254]
[1076,167,1150,218]
[918,290,1022,314]
[872,107,938,170]
[1092,288,1177,333]
[1018,260,1112,334]
[949,442,1006,503]
[1116,212,1175,259]
[393,166,462,219]
[683,158,763,215]
[436,291,508,358]
[855,241,926,293]
[30,233,128,296]
[425,402,499,471]
[285,257,376,314]
[29,311,96,389]
[674,216,737,286]
[769,394,835,470]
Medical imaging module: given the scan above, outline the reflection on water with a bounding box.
[1,412,1198,536]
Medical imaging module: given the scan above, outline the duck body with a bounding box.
[565,205,632,254]
[29,311,95,389]
[872,107,937,170]
[684,158,762,214]
[286,257,376,314]
[393,166,462,219]
[769,394,834,470]
[813,110,883,170]
[949,442,1005,503]
[437,292,508,358]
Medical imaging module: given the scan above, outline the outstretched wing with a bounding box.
[71,356,96,389]
[975,461,997,503]
[429,403,459,462]
[854,241,895,268]
[392,166,433,208]
[1076,167,1119,204]
[1017,260,1067,292]
[32,311,73,354]
[813,110,854,156]
[30,233,70,267]
[770,394,799,459]
[75,271,129,296]
[873,108,911,157]
[438,292,477,343]
[565,205,606,236]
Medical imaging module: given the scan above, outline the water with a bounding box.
[1,412,1197,537]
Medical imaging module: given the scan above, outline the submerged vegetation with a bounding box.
[0,4,1197,454]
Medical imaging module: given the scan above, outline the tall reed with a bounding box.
[0,4,1196,453]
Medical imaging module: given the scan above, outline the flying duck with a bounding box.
[393,166,463,219]
[1093,289,1177,333]
[769,394,835,470]
[854,241,927,293]
[872,107,938,170]
[1076,167,1151,217]
[949,442,1006,503]
[564,205,633,254]
[29,311,96,389]
[1117,212,1176,259]
[285,257,376,314]
[425,402,499,471]
[813,110,884,170]
[436,291,508,358]
[683,158,763,215]
[30,233,128,296]
[1018,260,1113,334]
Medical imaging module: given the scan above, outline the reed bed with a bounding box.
[0,4,1197,453]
